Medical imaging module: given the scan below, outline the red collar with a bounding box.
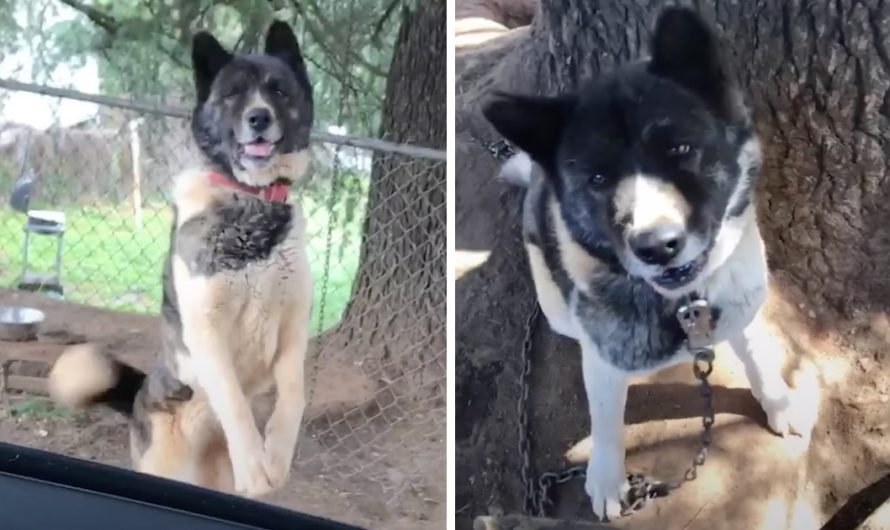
[207,172,290,202]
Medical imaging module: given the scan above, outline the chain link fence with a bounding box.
[0,81,445,525]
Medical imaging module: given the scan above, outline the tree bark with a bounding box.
[457,1,890,528]
[319,0,446,407]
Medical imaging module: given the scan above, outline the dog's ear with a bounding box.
[265,21,311,89]
[649,7,732,118]
[481,92,577,167]
[191,32,232,103]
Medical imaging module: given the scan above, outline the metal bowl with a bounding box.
[0,306,45,342]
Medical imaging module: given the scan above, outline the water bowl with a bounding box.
[0,306,45,342]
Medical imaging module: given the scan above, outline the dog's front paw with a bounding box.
[585,448,629,521]
[233,451,274,498]
[262,438,295,489]
[760,389,816,439]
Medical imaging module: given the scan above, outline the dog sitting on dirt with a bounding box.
[48,20,314,499]
[482,7,816,520]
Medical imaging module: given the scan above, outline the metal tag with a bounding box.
[677,299,714,351]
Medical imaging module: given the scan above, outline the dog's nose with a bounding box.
[629,225,686,265]
[246,108,272,132]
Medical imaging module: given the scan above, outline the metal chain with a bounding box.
[673,349,716,486]
[672,297,717,488]
[518,302,541,515]
[303,144,343,416]
[316,155,342,338]
[534,466,588,516]
[518,297,717,519]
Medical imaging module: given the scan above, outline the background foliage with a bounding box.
[0,0,415,321]
[0,0,411,136]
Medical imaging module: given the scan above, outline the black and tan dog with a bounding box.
[49,20,314,498]
[484,8,816,520]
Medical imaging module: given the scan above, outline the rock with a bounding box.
[859,357,875,373]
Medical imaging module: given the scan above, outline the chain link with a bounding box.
[469,134,515,162]
[517,296,717,519]
[518,302,540,515]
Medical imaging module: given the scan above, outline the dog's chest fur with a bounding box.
[524,179,766,373]
[163,169,309,394]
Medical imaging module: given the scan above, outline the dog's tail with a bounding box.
[48,344,145,416]
[496,151,535,188]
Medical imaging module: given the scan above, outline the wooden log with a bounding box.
[0,343,64,364]
[474,515,618,530]
[6,375,47,395]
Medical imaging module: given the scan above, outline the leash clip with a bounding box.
[622,473,673,515]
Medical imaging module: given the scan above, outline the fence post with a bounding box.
[128,117,144,232]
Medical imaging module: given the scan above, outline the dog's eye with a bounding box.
[667,144,692,157]
[221,87,243,99]
[589,173,606,188]
[267,82,288,99]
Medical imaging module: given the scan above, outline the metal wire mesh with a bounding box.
[0,86,445,523]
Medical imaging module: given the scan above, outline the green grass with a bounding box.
[0,191,365,334]
[5,397,73,421]
[0,206,172,313]
[3,397,92,426]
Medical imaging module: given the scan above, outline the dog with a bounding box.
[48,20,314,499]
[482,7,814,520]
[49,344,239,489]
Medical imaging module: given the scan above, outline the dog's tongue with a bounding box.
[244,142,273,157]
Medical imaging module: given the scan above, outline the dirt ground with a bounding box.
[0,289,444,530]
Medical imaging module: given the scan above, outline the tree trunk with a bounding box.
[456,1,890,529]
[317,0,446,409]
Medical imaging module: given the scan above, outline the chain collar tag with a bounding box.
[677,298,714,352]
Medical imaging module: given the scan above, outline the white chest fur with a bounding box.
[172,215,309,395]
[528,206,768,374]
[694,211,767,345]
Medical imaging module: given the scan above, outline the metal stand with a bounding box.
[17,211,65,297]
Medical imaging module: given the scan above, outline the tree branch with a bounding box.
[288,0,355,81]
[371,0,402,46]
[296,0,387,78]
[55,0,119,35]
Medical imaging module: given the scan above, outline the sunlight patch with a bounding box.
[455,250,491,279]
